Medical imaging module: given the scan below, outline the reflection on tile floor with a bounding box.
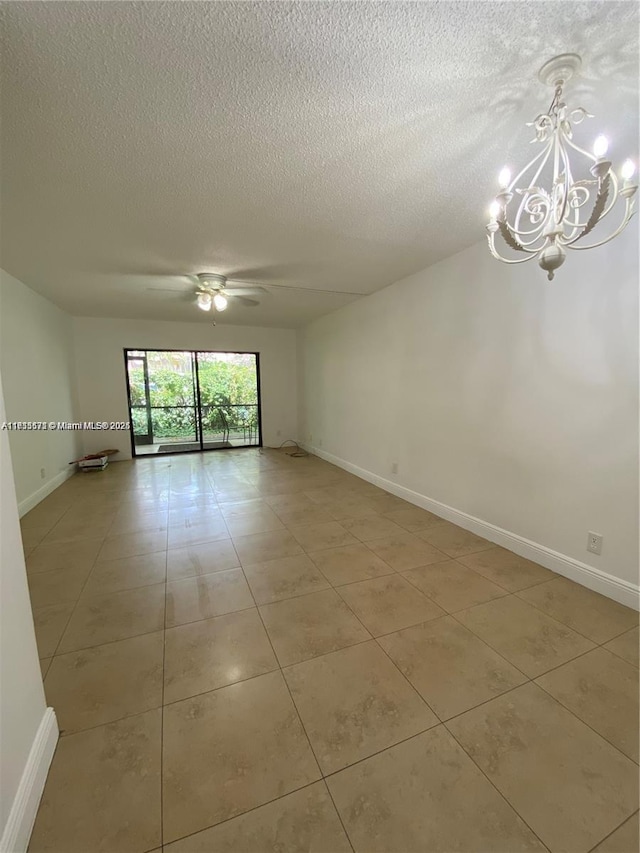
[23,449,639,852]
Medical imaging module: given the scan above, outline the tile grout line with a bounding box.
[45,543,106,663]
[442,722,552,852]
[159,535,168,851]
[533,677,640,767]
[161,778,327,850]
[234,556,357,851]
[585,809,639,853]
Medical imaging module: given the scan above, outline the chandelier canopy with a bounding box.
[487,54,637,280]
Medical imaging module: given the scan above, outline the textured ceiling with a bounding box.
[1,1,638,327]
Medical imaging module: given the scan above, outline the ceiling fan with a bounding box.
[150,273,266,313]
[147,271,367,314]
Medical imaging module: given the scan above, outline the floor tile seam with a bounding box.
[48,624,167,660]
[288,577,442,727]
[360,538,451,570]
[162,660,283,710]
[598,642,639,667]
[511,588,631,646]
[585,810,640,853]
[308,560,398,590]
[448,604,625,683]
[166,600,257,631]
[45,541,108,659]
[260,622,376,669]
[446,608,539,681]
[72,577,167,609]
[25,542,108,576]
[161,779,327,849]
[317,722,459,783]
[360,539,403,573]
[38,523,113,547]
[166,564,243,585]
[596,623,640,648]
[56,698,166,740]
[160,555,168,850]
[533,676,640,766]
[166,563,244,586]
[245,576,335,607]
[441,721,552,852]
[369,616,559,728]
[393,566,494,614]
[368,631,442,721]
[321,778,357,853]
[443,555,556,596]
[331,578,445,634]
[235,562,327,791]
[438,665,639,775]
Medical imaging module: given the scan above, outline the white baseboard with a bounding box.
[305,445,640,611]
[0,708,58,853]
[18,469,76,518]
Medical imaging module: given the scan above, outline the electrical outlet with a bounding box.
[40,468,46,480]
[391,462,398,475]
[318,438,323,447]
[277,429,281,437]
[587,531,603,555]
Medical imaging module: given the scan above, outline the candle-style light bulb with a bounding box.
[621,159,636,182]
[498,167,511,189]
[593,135,609,159]
[489,200,501,220]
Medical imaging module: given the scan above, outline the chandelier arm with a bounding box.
[507,200,552,238]
[590,169,619,222]
[556,130,576,226]
[562,134,620,222]
[512,142,554,236]
[487,234,538,264]
[500,221,548,249]
[499,219,547,252]
[562,133,598,164]
[567,139,619,217]
[560,173,623,247]
[510,138,554,192]
[564,206,636,251]
[568,174,610,243]
[556,136,585,239]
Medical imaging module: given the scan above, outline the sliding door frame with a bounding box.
[123,348,263,458]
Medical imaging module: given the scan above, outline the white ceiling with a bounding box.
[1,1,637,328]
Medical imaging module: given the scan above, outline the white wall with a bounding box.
[0,375,57,850]
[0,270,81,513]
[72,318,298,459]
[299,227,639,598]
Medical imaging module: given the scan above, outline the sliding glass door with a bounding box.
[196,352,260,450]
[125,349,261,456]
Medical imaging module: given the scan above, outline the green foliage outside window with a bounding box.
[128,353,258,441]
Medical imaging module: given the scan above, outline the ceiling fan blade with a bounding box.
[229,279,366,297]
[146,287,187,292]
[224,285,268,296]
[231,295,260,307]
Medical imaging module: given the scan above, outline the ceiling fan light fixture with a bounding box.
[213,292,228,311]
[196,291,212,311]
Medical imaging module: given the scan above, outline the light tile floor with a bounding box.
[23,449,639,853]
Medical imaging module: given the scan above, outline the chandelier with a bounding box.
[486,54,637,280]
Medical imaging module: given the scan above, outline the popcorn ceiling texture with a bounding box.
[0,1,637,327]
